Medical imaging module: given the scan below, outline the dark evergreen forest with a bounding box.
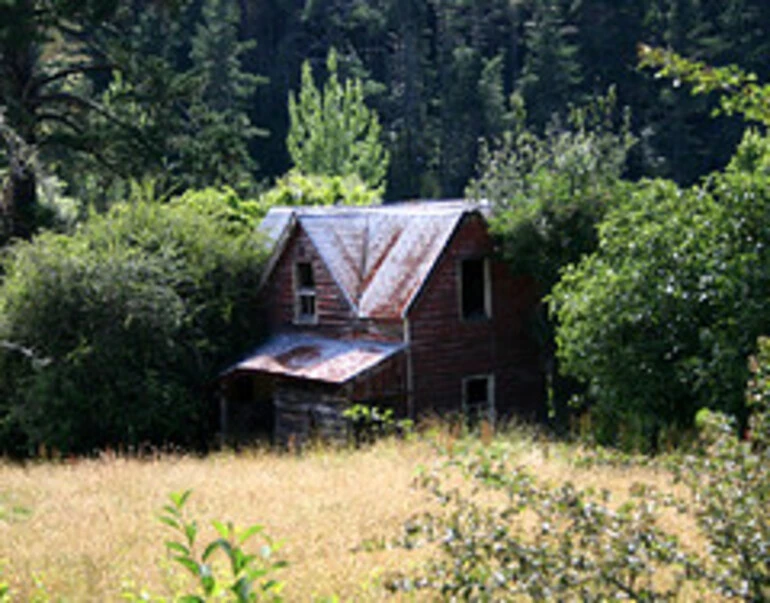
[226,0,770,196]
[3,0,770,455]
[3,0,770,213]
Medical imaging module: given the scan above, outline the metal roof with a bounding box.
[260,200,489,319]
[227,334,405,385]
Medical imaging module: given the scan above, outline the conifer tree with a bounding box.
[518,0,582,129]
[183,0,267,193]
[287,48,389,191]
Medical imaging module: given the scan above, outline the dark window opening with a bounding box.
[461,258,489,320]
[295,262,317,323]
[463,375,494,426]
[299,294,316,318]
[297,262,315,288]
[466,377,488,406]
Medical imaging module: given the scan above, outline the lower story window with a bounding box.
[462,374,495,425]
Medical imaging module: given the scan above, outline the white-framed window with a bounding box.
[462,374,495,425]
[459,257,491,321]
[294,261,317,324]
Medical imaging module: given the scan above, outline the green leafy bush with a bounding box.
[0,189,268,455]
[386,340,770,600]
[669,337,769,600]
[342,404,413,447]
[468,89,634,292]
[388,439,699,600]
[260,170,381,209]
[158,490,286,602]
[551,131,770,448]
[467,91,634,428]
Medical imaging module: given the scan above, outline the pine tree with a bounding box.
[58,0,267,206]
[287,48,389,191]
[0,0,122,239]
[518,0,582,129]
[183,0,267,192]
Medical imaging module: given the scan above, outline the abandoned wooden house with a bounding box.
[219,200,544,444]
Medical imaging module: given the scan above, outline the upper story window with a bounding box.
[460,257,491,321]
[295,261,317,324]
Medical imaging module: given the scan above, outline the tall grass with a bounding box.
[0,439,435,600]
[0,425,725,601]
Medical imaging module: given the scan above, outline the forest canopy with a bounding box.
[0,189,269,455]
[2,0,770,453]
[5,0,770,226]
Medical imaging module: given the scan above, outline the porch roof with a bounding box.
[225,334,405,385]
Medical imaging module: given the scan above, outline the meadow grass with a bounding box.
[0,428,709,601]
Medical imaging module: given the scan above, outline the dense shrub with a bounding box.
[467,91,634,427]
[0,188,268,455]
[551,130,770,448]
[260,170,381,208]
[387,343,769,599]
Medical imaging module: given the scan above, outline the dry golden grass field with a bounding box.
[0,432,710,602]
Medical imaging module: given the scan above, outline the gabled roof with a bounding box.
[225,334,405,385]
[260,200,489,319]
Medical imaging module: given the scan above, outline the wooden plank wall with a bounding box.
[408,213,544,420]
[274,382,349,447]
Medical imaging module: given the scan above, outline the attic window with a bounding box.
[460,258,491,320]
[295,262,317,324]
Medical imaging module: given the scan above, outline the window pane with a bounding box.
[299,294,315,317]
[461,259,486,319]
[466,377,488,406]
[297,262,315,288]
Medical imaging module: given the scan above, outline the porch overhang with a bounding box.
[223,334,406,386]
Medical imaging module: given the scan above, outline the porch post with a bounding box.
[218,385,229,446]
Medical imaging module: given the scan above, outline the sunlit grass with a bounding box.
[0,438,436,601]
[0,425,717,601]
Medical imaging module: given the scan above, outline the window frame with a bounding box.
[458,256,492,321]
[294,261,318,325]
[461,373,496,425]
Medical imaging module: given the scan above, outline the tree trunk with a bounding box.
[1,4,39,242]
[8,166,37,240]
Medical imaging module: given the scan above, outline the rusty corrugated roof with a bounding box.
[260,200,489,319]
[227,334,405,384]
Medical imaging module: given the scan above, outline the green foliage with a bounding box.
[259,170,381,208]
[388,439,699,600]
[0,188,267,455]
[468,90,634,428]
[387,373,770,600]
[518,0,583,129]
[0,0,125,237]
[747,337,770,439]
[551,130,770,449]
[66,0,266,209]
[183,0,267,191]
[7,1,770,215]
[469,89,635,291]
[287,48,389,191]
[665,339,770,600]
[639,45,770,127]
[158,490,286,602]
[343,404,413,447]
[0,563,8,603]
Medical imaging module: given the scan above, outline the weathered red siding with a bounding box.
[407,213,543,419]
[261,211,543,425]
[350,352,408,415]
[264,224,354,336]
[264,224,404,342]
